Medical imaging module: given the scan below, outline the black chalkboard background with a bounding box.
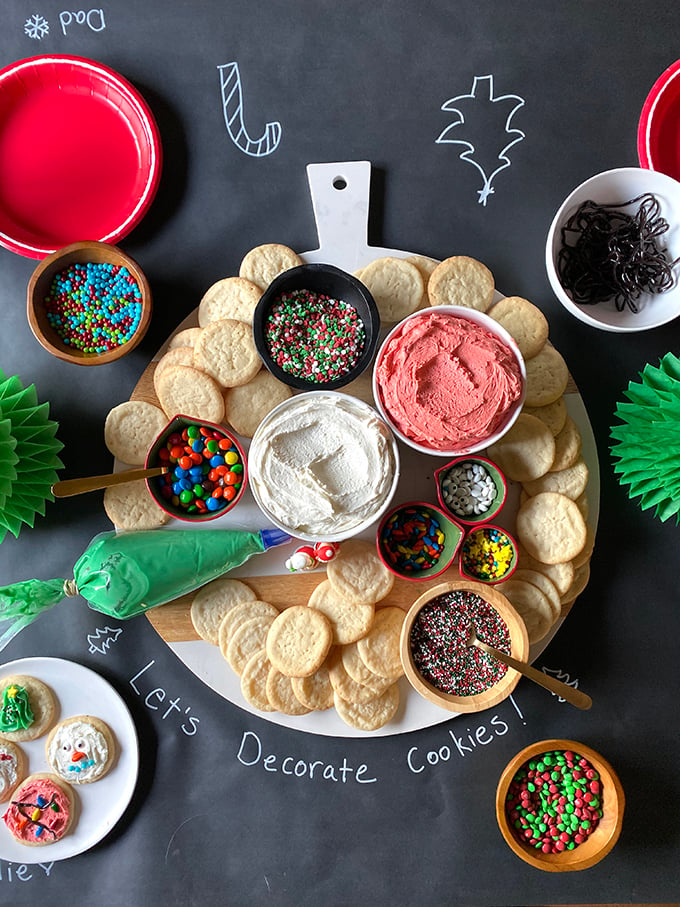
[1,1,679,904]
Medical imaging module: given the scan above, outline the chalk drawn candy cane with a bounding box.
[218,62,281,158]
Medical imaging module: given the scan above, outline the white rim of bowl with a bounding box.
[545,166,680,333]
[247,390,401,543]
[371,306,527,457]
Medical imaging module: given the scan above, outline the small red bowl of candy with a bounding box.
[459,524,518,585]
[376,501,463,582]
[496,738,625,871]
[145,414,247,522]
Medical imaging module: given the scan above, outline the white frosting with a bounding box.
[0,744,19,799]
[249,393,397,537]
[47,719,110,783]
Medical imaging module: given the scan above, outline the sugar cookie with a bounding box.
[266,606,333,678]
[512,569,561,622]
[226,615,277,675]
[523,397,568,437]
[356,607,405,681]
[168,327,202,350]
[550,415,582,472]
[523,458,589,500]
[0,676,56,743]
[193,319,261,389]
[240,651,275,712]
[406,254,439,308]
[239,243,303,290]
[155,364,226,423]
[153,347,196,397]
[0,741,25,801]
[198,277,262,326]
[427,255,495,311]
[218,600,279,658]
[515,544,575,597]
[4,773,76,846]
[326,539,394,605]
[486,413,555,482]
[524,345,569,407]
[190,578,257,644]
[359,257,424,322]
[516,492,587,565]
[224,369,293,438]
[46,715,116,784]
[307,579,375,645]
[104,400,168,466]
[290,662,334,711]
[266,668,311,715]
[104,479,171,531]
[500,579,555,644]
[333,684,399,731]
[488,296,549,360]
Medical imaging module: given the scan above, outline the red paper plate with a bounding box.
[637,58,680,181]
[0,55,162,259]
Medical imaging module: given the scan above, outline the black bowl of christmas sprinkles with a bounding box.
[252,263,380,390]
[400,580,529,714]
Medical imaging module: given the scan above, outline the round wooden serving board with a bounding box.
[125,161,599,737]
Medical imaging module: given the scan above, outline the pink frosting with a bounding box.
[376,311,523,451]
[4,776,72,844]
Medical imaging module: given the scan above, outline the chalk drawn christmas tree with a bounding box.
[436,75,525,206]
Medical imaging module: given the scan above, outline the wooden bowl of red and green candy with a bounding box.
[496,738,625,871]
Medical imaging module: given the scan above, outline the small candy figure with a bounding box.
[313,541,339,563]
[285,546,318,572]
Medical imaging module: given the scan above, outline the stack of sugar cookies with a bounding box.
[190,540,406,731]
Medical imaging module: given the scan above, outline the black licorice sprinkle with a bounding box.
[409,589,510,696]
[557,193,678,313]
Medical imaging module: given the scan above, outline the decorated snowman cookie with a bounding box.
[45,715,116,784]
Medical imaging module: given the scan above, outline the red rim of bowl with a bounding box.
[434,455,508,526]
[145,414,248,522]
[459,523,518,585]
[0,55,162,258]
[376,500,464,582]
[637,58,680,177]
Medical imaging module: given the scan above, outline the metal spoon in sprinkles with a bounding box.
[465,623,592,710]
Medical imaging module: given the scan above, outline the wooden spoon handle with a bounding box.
[475,639,592,710]
[52,466,168,498]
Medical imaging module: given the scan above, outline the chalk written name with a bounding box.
[0,861,54,883]
[237,731,377,784]
[59,9,106,35]
[406,695,526,774]
[129,661,200,737]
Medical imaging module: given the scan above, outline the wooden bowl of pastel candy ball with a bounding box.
[459,525,517,584]
[495,739,625,871]
[27,240,152,366]
[434,457,506,525]
[146,418,247,521]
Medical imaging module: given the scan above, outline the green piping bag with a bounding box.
[0,527,291,650]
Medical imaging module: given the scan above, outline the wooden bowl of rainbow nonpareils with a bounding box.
[399,579,529,713]
[495,738,625,871]
[27,240,152,365]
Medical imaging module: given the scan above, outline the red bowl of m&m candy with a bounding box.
[145,415,247,522]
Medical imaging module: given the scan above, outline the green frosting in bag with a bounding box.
[74,529,268,618]
[0,527,290,648]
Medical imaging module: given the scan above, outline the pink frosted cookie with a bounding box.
[3,773,75,846]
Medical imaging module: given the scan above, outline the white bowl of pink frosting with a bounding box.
[372,306,526,457]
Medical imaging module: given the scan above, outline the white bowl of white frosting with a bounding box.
[248,391,400,542]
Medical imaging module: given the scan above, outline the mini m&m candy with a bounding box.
[153,423,245,519]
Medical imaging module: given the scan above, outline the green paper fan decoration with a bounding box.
[611,351,680,523]
[0,368,64,543]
